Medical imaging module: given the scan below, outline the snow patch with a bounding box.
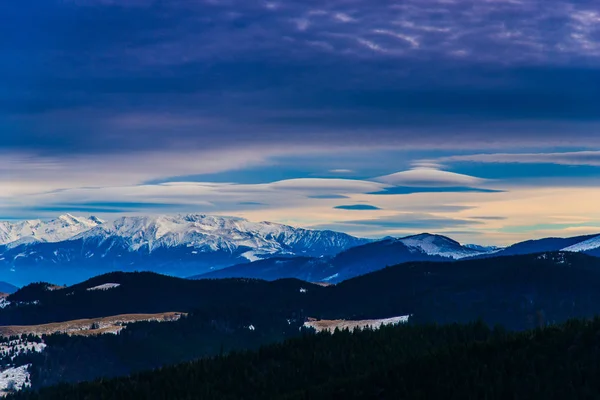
[304,315,410,333]
[241,251,260,262]
[0,215,103,246]
[537,252,569,265]
[0,364,31,395]
[322,273,339,282]
[0,341,46,360]
[87,283,121,291]
[398,234,488,260]
[562,235,600,252]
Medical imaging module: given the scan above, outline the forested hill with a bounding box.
[5,252,600,394]
[0,273,323,325]
[319,251,600,329]
[10,317,600,400]
[5,252,600,330]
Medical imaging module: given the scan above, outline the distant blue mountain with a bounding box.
[196,232,600,283]
[0,214,368,286]
[0,281,18,294]
[484,234,599,257]
[3,214,600,287]
[195,234,492,283]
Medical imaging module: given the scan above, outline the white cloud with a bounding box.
[356,38,390,53]
[372,29,420,47]
[333,13,355,23]
[268,178,386,193]
[375,167,486,187]
[295,18,310,31]
[0,149,273,197]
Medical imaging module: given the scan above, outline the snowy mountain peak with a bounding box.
[396,233,488,260]
[88,216,106,224]
[0,215,104,246]
[58,214,103,226]
[58,214,78,223]
[70,214,369,257]
[0,214,370,285]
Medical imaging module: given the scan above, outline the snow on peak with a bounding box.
[397,233,488,260]
[0,215,104,246]
[464,244,502,252]
[562,235,600,252]
[70,214,364,256]
[88,216,106,224]
[58,214,81,224]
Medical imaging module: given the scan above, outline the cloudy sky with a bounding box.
[2,0,600,245]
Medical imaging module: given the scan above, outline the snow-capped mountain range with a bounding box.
[0,215,104,249]
[2,213,600,286]
[0,214,367,256]
[0,214,369,285]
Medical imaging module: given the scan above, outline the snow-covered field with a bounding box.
[0,337,48,396]
[304,315,410,332]
[0,364,31,397]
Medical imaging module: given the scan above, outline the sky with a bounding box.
[1,0,600,245]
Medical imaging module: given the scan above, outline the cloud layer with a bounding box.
[2,1,600,244]
[434,151,600,166]
[2,0,600,160]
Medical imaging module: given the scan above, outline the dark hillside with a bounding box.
[2,272,321,325]
[11,318,600,400]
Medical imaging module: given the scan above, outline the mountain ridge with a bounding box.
[0,214,368,286]
[3,214,600,286]
[195,233,498,282]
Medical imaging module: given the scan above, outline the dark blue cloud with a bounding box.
[2,0,600,157]
[334,204,381,210]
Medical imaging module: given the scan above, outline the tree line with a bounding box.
[12,317,600,399]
